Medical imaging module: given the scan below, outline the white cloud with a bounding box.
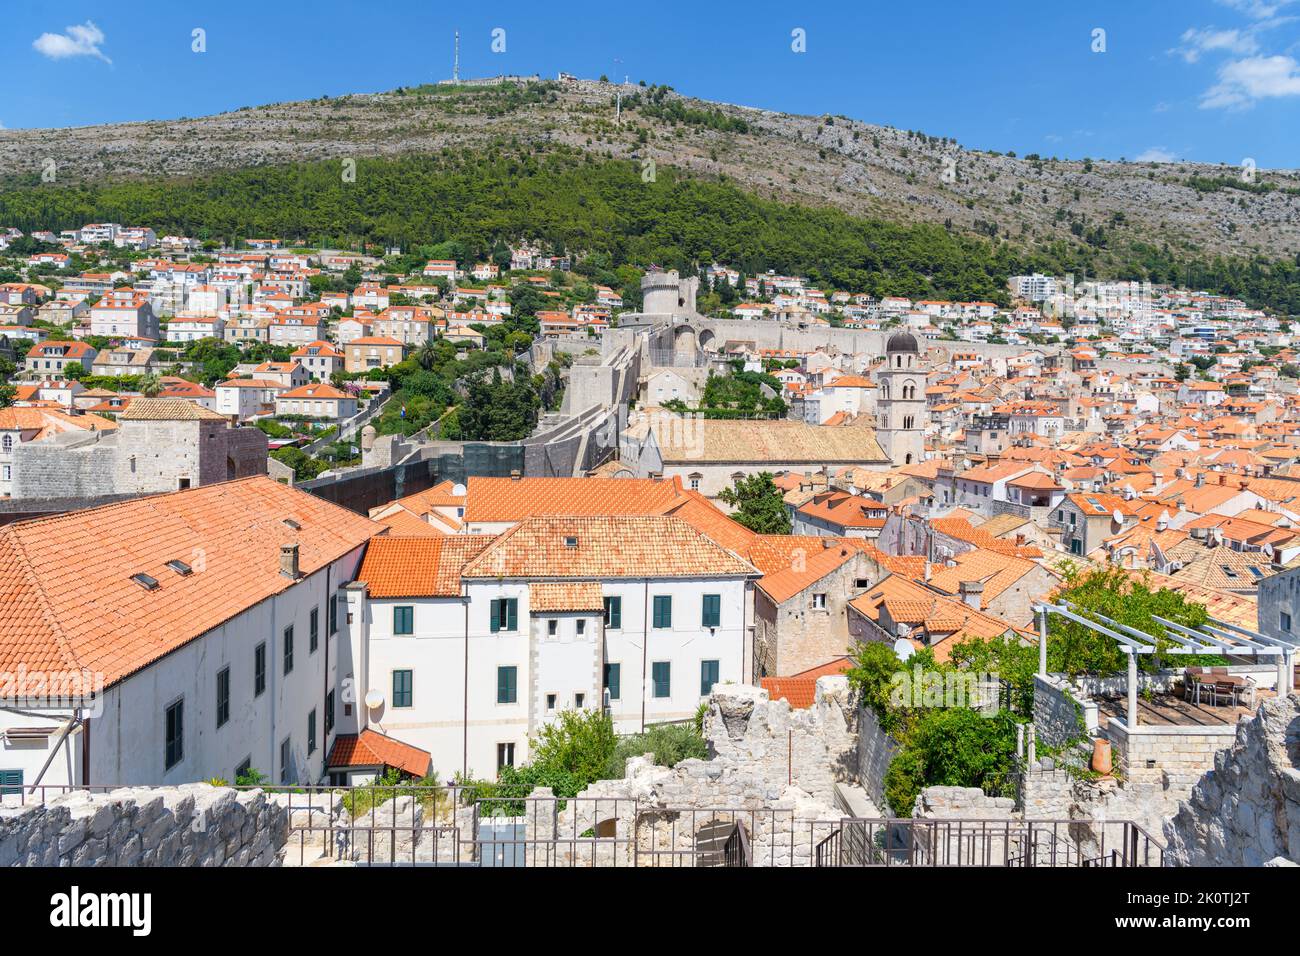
[1216,0,1296,19]
[33,21,110,64]
[1175,26,1259,63]
[1136,147,1179,163]
[1200,54,1300,108]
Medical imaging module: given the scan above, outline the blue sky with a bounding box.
[2,0,1299,168]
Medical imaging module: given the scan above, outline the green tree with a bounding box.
[717,472,791,534]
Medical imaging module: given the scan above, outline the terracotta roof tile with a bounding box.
[327,729,431,778]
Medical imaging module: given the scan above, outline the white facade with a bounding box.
[347,574,748,780]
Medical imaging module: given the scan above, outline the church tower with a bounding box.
[876,331,927,466]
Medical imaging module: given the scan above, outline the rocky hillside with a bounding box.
[3,76,1300,258]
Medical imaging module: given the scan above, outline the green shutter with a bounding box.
[498,666,516,704]
[506,599,518,631]
[490,600,500,633]
[652,662,671,697]
[653,596,672,628]
[701,660,719,696]
[604,663,621,700]
[702,594,720,628]
[604,596,621,629]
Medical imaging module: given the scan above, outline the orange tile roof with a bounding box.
[0,477,382,693]
[0,407,117,438]
[357,535,494,598]
[755,540,870,605]
[327,729,431,778]
[529,582,605,612]
[760,658,853,709]
[461,515,758,580]
[463,476,684,523]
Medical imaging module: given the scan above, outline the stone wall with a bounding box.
[548,679,866,866]
[0,785,288,867]
[1164,695,1300,866]
[856,704,899,812]
[1032,674,1096,750]
[1104,719,1236,792]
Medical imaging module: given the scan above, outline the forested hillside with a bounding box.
[4,147,1300,312]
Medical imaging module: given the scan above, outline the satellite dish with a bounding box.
[892,638,916,661]
[1113,509,1124,524]
[452,482,467,497]
[1264,542,1275,558]
[364,689,384,710]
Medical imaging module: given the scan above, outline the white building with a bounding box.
[347,514,756,779]
[0,478,379,789]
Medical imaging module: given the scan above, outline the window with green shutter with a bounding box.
[0,769,23,795]
[392,670,413,708]
[652,662,671,698]
[702,594,721,628]
[309,608,319,653]
[497,666,518,704]
[490,598,518,633]
[652,595,672,629]
[393,605,414,635]
[603,596,621,629]
[216,667,230,729]
[165,698,184,770]
[603,663,621,701]
[700,660,720,696]
[283,625,294,675]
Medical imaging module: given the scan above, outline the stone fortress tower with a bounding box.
[640,269,699,318]
[875,331,928,467]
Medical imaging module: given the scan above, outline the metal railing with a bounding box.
[813,817,1164,868]
[2,784,1164,868]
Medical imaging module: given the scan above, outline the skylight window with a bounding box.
[131,573,160,591]
[166,559,192,576]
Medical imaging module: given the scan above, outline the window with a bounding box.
[497,666,518,704]
[546,693,557,711]
[604,596,622,629]
[254,643,266,696]
[689,474,702,491]
[280,738,291,784]
[604,663,621,701]
[574,693,585,709]
[234,758,251,784]
[547,619,558,637]
[652,595,672,629]
[652,662,671,698]
[701,594,721,628]
[307,709,317,754]
[392,670,413,708]
[497,742,515,771]
[700,660,720,696]
[325,688,335,732]
[283,625,294,675]
[164,698,184,770]
[1283,612,1292,633]
[0,769,22,796]
[216,667,230,729]
[812,593,828,610]
[490,598,518,633]
[393,605,414,636]
[309,608,319,653]
[576,619,586,635]
[329,596,339,635]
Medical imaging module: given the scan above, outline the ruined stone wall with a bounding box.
[1164,695,1300,866]
[0,785,288,867]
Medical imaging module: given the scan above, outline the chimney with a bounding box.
[1195,473,1204,488]
[1015,533,1026,547]
[510,469,521,481]
[959,579,984,609]
[280,543,301,580]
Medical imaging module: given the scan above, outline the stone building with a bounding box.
[10,397,267,499]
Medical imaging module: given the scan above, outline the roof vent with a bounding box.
[131,572,160,591]
[166,559,192,576]
[564,536,578,549]
[282,518,301,530]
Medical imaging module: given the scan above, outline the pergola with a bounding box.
[1033,600,1299,728]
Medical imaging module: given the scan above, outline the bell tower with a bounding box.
[876,331,927,466]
